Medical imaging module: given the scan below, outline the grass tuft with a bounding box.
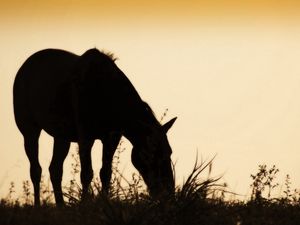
[1,153,300,225]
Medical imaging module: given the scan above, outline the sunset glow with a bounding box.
[1,0,300,199]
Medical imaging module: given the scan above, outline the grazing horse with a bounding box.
[13,48,176,206]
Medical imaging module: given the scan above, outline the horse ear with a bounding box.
[162,117,177,133]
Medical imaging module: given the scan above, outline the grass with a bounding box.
[1,152,300,225]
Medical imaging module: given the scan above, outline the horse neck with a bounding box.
[123,106,160,146]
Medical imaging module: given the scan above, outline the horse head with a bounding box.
[131,117,177,199]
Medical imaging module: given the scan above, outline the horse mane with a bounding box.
[83,49,159,127]
[101,50,118,62]
[82,48,118,62]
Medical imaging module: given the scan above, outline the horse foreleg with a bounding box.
[100,133,121,195]
[78,140,94,200]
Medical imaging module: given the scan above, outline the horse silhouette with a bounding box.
[13,48,176,206]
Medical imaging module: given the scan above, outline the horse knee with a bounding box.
[100,166,112,184]
[49,163,62,184]
[80,168,93,186]
[30,164,42,184]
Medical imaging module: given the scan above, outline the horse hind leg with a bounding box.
[49,138,70,205]
[23,128,42,206]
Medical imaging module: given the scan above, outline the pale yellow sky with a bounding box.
[1,0,300,199]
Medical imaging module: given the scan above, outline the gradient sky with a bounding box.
[1,0,300,199]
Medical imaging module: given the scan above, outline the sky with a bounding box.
[1,0,300,199]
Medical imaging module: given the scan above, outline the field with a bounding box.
[1,154,300,225]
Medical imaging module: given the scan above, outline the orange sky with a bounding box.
[2,0,300,25]
[1,0,300,200]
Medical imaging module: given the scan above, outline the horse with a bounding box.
[13,48,176,206]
